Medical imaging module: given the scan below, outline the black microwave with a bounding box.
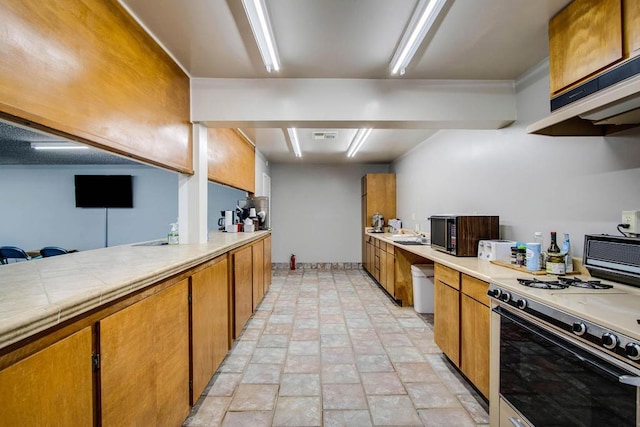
[429,215,499,257]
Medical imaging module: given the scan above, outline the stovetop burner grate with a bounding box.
[557,277,613,289]
[516,277,614,290]
[517,278,567,289]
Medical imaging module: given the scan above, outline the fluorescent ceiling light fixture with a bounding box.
[390,0,447,75]
[346,128,373,158]
[242,0,280,73]
[287,128,302,157]
[31,142,89,150]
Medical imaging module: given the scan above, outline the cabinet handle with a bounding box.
[508,417,525,427]
[620,375,640,387]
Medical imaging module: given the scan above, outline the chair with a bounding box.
[40,246,69,258]
[0,246,30,264]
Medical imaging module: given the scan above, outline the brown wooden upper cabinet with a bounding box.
[549,0,640,96]
[361,174,396,226]
[208,128,256,193]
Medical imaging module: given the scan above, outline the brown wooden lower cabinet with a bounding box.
[461,293,490,398]
[0,327,93,426]
[191,255,229,402]
[460,274,490,398]
[231,245,254,339]
[0,235,272,425]
[385,247,395,296]
[433,278,460,366]
[263,235,272,293]
[100,279,190,427]
[252,239,265,310]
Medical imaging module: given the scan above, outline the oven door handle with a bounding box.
[619,375,640,387]
[494,306,635,382]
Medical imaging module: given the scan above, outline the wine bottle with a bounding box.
[548,231,560,253]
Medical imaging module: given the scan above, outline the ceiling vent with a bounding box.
[312,131,338,140]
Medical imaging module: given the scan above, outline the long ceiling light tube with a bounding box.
[390,0,447,75]
[31,142,89,150]
[242,0,280,72]
[287,128,302,157]
[346,128,373,158]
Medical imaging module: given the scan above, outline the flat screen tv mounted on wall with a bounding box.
[75,175,133,208]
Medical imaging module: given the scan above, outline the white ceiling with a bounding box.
[119,0,571,163]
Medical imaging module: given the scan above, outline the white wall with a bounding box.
[270,163,389,263]
[391,61,640,257]
[0,164,179,251]
[254,149,271,197]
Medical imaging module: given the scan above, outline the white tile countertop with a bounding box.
[0,231,270,350]
[367,231,640,340]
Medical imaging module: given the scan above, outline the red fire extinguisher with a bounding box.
[290,254,296,270]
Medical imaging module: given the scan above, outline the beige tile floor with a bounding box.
[184,268,489,427]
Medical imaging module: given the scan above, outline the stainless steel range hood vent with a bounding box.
[528,59,640,136]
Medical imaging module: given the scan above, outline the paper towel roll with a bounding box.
[224,210,233,226]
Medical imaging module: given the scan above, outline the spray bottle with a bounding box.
[168,222,179,245]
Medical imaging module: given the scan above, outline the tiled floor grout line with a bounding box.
[184,268,489,426]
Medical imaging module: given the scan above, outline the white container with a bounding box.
[411,264,435,314]
[477,240,516,262]
[243,223,255,232]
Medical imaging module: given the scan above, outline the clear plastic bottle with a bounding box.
[562,233,573,273]
[534,232,546,269]
[168,222,179,245]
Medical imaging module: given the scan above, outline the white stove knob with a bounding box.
[601,333,618,350]
[500,291,511,302]
[516,299,527,310]
[572,322,587,336]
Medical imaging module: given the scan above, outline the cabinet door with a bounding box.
[0,327,93,426]
[549,0,623,94]
[100,279,190,427]
[366,241,374,274]
[434,280,460,366]
[385,250,395,297]
[191,256,229,402]
[624,0,640,56]
[379,249,387,289]
[374,246,381,281]
[252,239,264,310]
[363,174,396,226]
[263,235,272,293]
[232,245,254,339]
[461,294,490,398]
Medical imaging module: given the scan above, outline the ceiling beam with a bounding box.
[191,78,516,129]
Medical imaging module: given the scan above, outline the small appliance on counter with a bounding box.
[477,239,515,262]
[584,234,640,288]
[388,218,402,234]
[429,214,499,256]
[238,196,269,230]
[372,213,384,233]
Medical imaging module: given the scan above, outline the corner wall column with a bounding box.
[178,123,208,243]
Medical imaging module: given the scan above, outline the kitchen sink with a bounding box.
[133,240,168,246]
[393,240,429,246]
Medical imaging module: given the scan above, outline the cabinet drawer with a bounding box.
[374,239,380,248]
[461,274,490,306]
[379,241,387,252]
[434,263,460,290]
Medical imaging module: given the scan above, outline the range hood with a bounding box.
[528,57,640,136]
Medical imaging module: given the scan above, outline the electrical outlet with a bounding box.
[621,210,640,234]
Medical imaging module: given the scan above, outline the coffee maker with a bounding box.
[238,196,269,230]
[372,213,384,233]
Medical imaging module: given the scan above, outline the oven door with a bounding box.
[495,306,639,427]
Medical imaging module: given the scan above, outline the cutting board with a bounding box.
[490,260,578,275]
